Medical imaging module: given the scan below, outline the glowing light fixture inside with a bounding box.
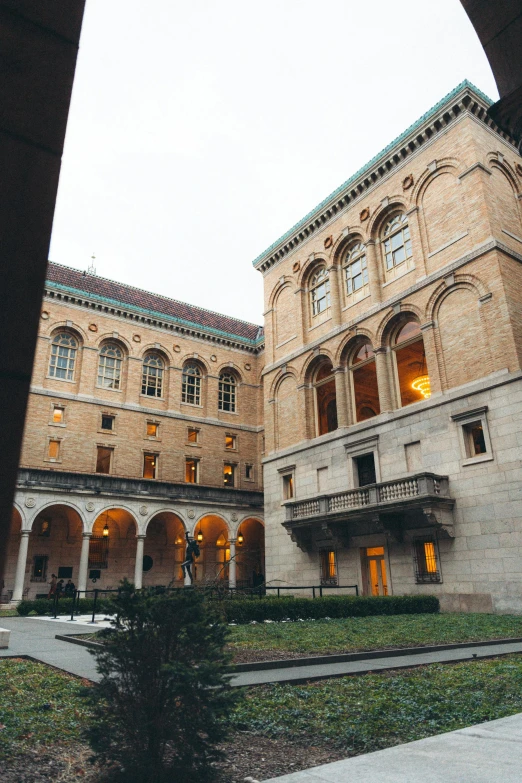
[103,522,109,537]
[412,375,431,398]
[237,530,244,545]
[197,530,203,543]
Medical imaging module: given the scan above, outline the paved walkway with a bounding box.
[262,712,522,782]
[0,616,102,681]
[2,617,522,688]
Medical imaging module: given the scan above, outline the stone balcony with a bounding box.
[17,468,264,511]
[283,473,455,552]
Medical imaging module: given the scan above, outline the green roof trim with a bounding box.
[45,280,265,346]
[252,80,493,268]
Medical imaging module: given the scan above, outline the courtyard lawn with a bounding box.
[227,612,522,659]
[231,656,522,754]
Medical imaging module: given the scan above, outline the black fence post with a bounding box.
[69,591,76,622]
[90,589,98,624]
[53,592,58,619]
[319,586,323,598]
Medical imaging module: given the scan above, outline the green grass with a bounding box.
[228,613,522,656]
[0,659,92,758]
[0,607,17,617]
[232,656,522,753]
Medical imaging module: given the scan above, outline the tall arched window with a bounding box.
[141,353,164,398]
[350,341,380,422]
[314,361,337,436]
[383,214,412,270]
[393,320,430,406]
[218,372,237,412]
[181,362,202,405]
[344,243,368,296]
[97,343,123,390]
[310,267,330,317]
[48,332,78,380]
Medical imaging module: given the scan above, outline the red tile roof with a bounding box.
[46,262,263,342]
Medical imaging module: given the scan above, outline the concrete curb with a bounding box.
[55,633,103,650]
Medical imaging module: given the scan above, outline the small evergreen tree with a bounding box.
[85,582,239,783]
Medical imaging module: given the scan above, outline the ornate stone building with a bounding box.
[5,264,265,600]
[4,80,522,613]
[257,81,522,613]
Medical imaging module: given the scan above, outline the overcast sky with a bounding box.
[49,0,497,326]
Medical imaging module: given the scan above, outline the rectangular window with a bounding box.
[463,421,487,457]
[57,566,73,579]
[225,434,237,450]
[101,414,115,431]
[245,463,254,481]
[37,519,51,537]
[320,550,337,586]
[31,555,48,582]
[223,463,235,487]
[52,406,64,424]
[413,539,441,583]
[143,453,157,479]
[89,537,109,569]
[187,427,199,443]
[354,453,376,487]
[282,473,294,500]
[146,422,159,437]
[185,457,199,483]
[48,440,60,460]
[96,446,113,474]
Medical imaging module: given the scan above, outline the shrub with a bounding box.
[222,594,439,624]
[84,582,238,783]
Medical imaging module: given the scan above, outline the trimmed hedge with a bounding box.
[16,597,116,617]
[221,594,439,624]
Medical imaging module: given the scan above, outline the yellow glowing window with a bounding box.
[283,473,294,499]
[52,407,64,424]
[366,546,384,556]
[185,458,199,483]
[187,428,199,443]
[320,549,337,583]
[147,422,158,437]
[223,463,235,487]
[48,440,60,459]
[143,453,157,479]
[424,542,437,573]
[225,435,237,449]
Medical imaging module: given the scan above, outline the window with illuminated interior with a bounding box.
[219,372,237,412]
[344,242,369,300]
[320,549,337,586]
[181,362,202,405]
[382,213,413,271]
[143,453,157,479]
[314,361,338,436]
[412,538,440,583]
[350,341,380,422]
[141,353,164,398]
[393,320,430,406]
[223,463,235,487]
[309,267,331,318]
[282,472,294,500]
[48,332,78,380]
[97,343,123,389]
[185,457,199,483]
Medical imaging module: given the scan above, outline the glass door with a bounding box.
[364,546,388,595]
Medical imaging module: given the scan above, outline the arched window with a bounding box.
[48,332,78,380]
[310,267,330,317]
[393,320,430,406]
[97,343,123,390]
[141,353,164,398]
[218,372,237,412]
[350,341,380,422]
[314,361,337,436]
[181,362,202,405]
[344,243,368,295]
[383,214,412,270]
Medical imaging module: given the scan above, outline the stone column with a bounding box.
[78,532,91,594]
[134,535,146,589]
[12,530,30,601]
[333,368,349,428]
[327,265,342,327]
[374,347,394,412]
[228,539,237,589]
[365,240,382,303]
[420,321,442,396]
[406,207,427,276]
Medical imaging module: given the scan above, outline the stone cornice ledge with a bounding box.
[262,238,521,378]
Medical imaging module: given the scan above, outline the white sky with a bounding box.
[49,0,497,326]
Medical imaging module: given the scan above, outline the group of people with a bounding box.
[47,574,76,599]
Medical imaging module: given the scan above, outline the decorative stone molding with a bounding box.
[24,498,36,508]
[359,207,370,222]
[88,323,98,332]
[85,502,95,512]
[132,334,141,343]
[41,310,50,320]
[139,505,148,516]
[187,509,195,519]
[231,512,238,522]
[402,174,414,190]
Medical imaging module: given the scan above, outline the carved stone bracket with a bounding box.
[284,523,313,553]
[421,505,455,538]
[320,522,350,549]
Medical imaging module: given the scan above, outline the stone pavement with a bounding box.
[262,712,522,782]
[0,616,102,681]
[231,638,522,686]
